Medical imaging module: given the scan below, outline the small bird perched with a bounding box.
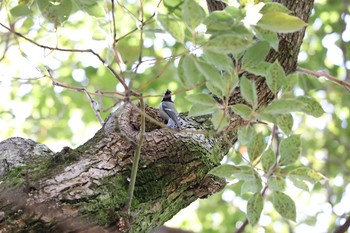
[159,89,179,128]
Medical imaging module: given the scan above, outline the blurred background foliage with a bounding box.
[0,0,349,232]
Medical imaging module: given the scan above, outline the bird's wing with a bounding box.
[162,102,179,125]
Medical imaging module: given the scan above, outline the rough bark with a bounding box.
[0,1,314,232]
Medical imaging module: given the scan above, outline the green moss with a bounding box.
[1,166,26,186]
[82,173,129,226]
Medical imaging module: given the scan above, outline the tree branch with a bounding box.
[334,215,350,233]
[297,66,350,91]
[0,22,130,92]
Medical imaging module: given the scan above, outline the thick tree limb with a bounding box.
[0,1,315,232]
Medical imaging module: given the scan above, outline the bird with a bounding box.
[158,89,179,128]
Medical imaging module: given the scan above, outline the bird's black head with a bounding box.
[162,89,173,102]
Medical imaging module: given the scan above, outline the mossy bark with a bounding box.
[0,1,314,232]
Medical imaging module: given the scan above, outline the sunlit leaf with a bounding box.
[261,99,304,114]
[276,114,293,135]
[288,177,309,191]
[212,109,230,131]
[247,193,264,226]
[186,93,218,106]
[288,167,325,185]
[266,61,285,94]
[205,33,253,54]
[240,76,258,109]
[157,14,184,43]
[267,176,286,191]
[202,49,233,70]
[231,104,253,120]
[188,104,218,117]
[242,41,270,69]
[241,171,262,194]
[10,4,31,17]
[203,11,234,32]
[283,72,299,93]
[237,126,255,145]
[279,135,301,166]
[257,12,307,33]
[182,0,206,30]
[209,164,240,178]
[178,55,203,87]
[295,96,324,117]
[248,132,265,162]
[253,26,279,51]
[271,191,296,221]
[260,2,290,14]
[261,148,275,173]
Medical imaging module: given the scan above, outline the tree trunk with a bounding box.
[0,1,314,232]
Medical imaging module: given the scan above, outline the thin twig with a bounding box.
[111,0,117,49]
[83,89,104,125]
[297,66,350,92]
[0,22,130,91]
[124,95,145,215]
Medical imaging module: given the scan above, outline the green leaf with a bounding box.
[241,178,262,194]
[288,177,309,191]
[257,12,307,33]
[261,99,304,115]
[202,49,233,70]
[209,164,240,178]
[194,60,224,97]
[205,33,253,54]
[268,176,286,191]
[212,109,230,131]
[244,61,271,77]
[247,193,264,226]
[260,2,290,14]
[222,71,240,96]
[257,112,276,124]
[261,148,275,173]
[242,41,270,69]
[237,126,255,145]
[295,96,324,117]
[271,191,296,221]
[231,104,253,120]
[37,0,72,23]
[194,60,221,82]
[276,114,293,135]
[178,55,202,87]
[231,165,256,181]
[241,170,262,194]
[206,81,224,98]
[240,76,258,109]
[279,135,301,166]
[288,167,325,185]
[82,2,105,17]
[252,26,279,51]
[10,4,31,17]
[248,133,265,162]
[188,104,218,117]
[203,11,234,32]
[182,0,206,30]
[266,61,285,94]
[186,93,218,106]
[283,72,299,93]
[158,14,185,43]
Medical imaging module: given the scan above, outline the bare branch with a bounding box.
[0,22,130,92]
[297,66,350,92]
